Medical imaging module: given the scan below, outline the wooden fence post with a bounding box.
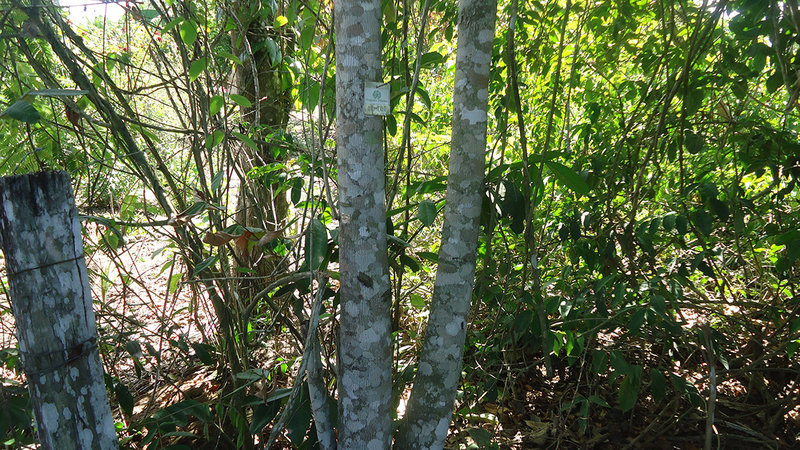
[0,171,117,449]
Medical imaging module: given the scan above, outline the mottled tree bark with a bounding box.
[334,0,393,447]
[396,0,497,447]
[0,171,117,450]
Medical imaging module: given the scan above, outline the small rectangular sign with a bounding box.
[364,81,391,116]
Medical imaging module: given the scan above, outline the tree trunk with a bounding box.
[231,1,292,274]
[334,0,394,446]
[0,171,117,450]
[396,0,497,446]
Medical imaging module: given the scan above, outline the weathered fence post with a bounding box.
[0,171,117,449]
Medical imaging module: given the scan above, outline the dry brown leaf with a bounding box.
[203,231,238,246]
[256,230,282,247]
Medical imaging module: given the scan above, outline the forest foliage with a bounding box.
[1,0,800,448]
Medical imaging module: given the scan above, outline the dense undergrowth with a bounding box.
[1,0,799,448]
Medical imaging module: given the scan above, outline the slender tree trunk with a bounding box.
[0,171,117,450]
[334,0,393,446]
[396,0,497,446]
[231,1,292,273]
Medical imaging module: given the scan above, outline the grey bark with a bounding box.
[0,171,117,450]
[396,0,497,447]
[334,0,393,446]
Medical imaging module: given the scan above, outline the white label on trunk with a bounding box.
[364,81,390,116]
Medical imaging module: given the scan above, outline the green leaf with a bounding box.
[685,132,705,154]
[191,343,215,365]
[467,428,493,447]
[588,394,610,408]
[420,51,446,68]
[683,88,704,115]
[264,37,282,67]
[1,100,41,123]
[230,94,252,108]
[513,309,533,334]
[545,161,590,195]
[179,20,197,46]
[399,254,420,272]
[286,384,312,446]
[410,293,426,309]
[115,381,134,416]
[274,15,289,27]
[693,210,713,235]
[192,255,217,276]
[232,131,259,151]
[25,89,88,98]
[416,251,438,263]
[305,219,328,270]
[417,200,437,226]
[209,95,224,116]
[216,50,242,65]
[675,214,688,235]
[249,402,281,434]
[662,213,677,232]
[188,58,207,82]
[618,371,641,412]
[650,369,666,402]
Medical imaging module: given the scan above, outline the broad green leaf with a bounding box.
[1,100,41,123]
[467,428,493,447]
[675,214,688,235]
[209,95,224,116]
[179,20,197,46]
[305,219,328,270]
[399,254,420,272]
[188,58,207,82]
[192,255,217,276]
[417,200,437,226]
[191,343,215,365]
[286,384,312,446]
[685,131,705,154]
[410,293,426,309]
[513,309,533,334]
[416,251,438,262]
[650,369,667,402]
[670,374,703,406]
[264,37,281,67]
[274,15,289,27]
[420,51,446,68]
[232,131,259,151]
[618,369,641,412]
[249,402,281,434]
[205,130,224,150]
[545,161,590,196]
[693,210,713,235]
[662,213,677,232]
[628,308,646,333]
[230,94,252,108]
[650,295,666,315]
[216,50,242,65]
[114,382,134,416]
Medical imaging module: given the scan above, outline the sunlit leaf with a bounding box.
[210,95,224,116]
[417,200,437,226]
[188,57,207,82]
[1,100,41,123]
[306,219,327,270]
[179,19,197,46]
[230,94,252,108]
[545,160,590,196]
